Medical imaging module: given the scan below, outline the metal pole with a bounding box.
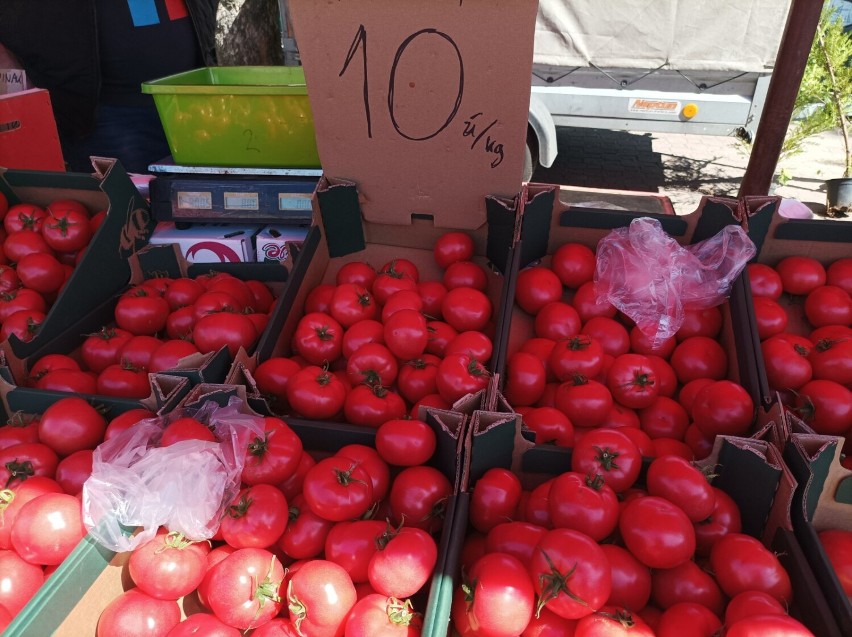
[738,0,824,197]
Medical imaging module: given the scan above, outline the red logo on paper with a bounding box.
[262,244,288,261]
[186,242,242,263]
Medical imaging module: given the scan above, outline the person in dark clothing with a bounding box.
[0,0,219,173]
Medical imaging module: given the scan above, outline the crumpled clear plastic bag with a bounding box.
[82,397,264,552]
[594,217,756,347]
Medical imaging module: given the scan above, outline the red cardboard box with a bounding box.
[0,88,65,172]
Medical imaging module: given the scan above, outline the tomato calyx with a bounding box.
[386,597,421,627]
[567,336,593,351]
[597,608,636,628]
[45,215,75,236]
[534,549,590,617]
[6,411,37,428]
[248,433,271,460]
[334,462,369,489]
[4,459,34,487]
[467,358,489,377]
[585,473,606,491]
[360,370,383,387]
[314,325,336,342]
[793,343,811,357]
[814,338,844,353]
[570,374,590,387]
[226,494,254,520]
[407,358,436,371]
[155,531,197,553]
[288,503,301,523]
[382,261,407,280]
[86,326,123,341]
[593,445,621,472]
[630,371,655,389]
[250,557,283,628]
[375,518,405,550]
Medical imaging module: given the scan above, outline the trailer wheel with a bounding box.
[523,131,539,182]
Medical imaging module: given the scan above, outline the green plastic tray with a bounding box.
[142,66,321,168]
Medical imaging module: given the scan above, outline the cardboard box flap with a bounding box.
[788,433,852,530]
[289,0,538,229]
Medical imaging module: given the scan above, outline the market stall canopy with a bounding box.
[534,0,793,73]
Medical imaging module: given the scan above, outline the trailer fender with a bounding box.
[528,94,558,170]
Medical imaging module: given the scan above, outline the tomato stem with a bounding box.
[4,460,34,488]
[156,531,196,553]
[386,597,421,627]
[227,495,253,519]
[597,608,636,627]
[0,488,15,521]
[592,446,621,472]
[534,549,590,618]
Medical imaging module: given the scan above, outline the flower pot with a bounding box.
[825,177,852,216]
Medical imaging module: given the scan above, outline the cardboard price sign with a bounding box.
[289,0,538,229]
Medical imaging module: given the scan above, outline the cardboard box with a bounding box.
[462,412,842,637]
[784,429,852,635]
[740,196,852,418]
[0,88,65,171]
[148,221,259,263]
[255,224,308,265]
[496,187,774,448]
[2,384,467,637]
[0,159,156,363]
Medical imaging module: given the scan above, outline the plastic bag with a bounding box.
[594,217,756,347]
[82,397,264,552]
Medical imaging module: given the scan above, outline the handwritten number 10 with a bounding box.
[340,26,464,141]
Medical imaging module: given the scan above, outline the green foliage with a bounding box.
[784,4,852,177]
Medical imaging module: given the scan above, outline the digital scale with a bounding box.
[147,157,322,224]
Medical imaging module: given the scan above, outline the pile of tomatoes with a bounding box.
[90,407,447,636]
[24,270,278,399]
[0,398,157,631]
[454,453,814,637]
[252,231,497,424]
[0,192,103,345]
[504,242,754,461]
[748,256,852,448]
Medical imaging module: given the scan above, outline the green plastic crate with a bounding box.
[142,66,321,168]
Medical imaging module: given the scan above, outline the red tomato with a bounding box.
[97,363,151,399]
[819,529,852,596]
[166,614,241,637]
[383,308,429,360]
[241,417,303,486]
[485,521,549,565]
[417,279,448,318]
[655,602,720,637]
[0,264,19,293]
[776,256,826,295]
[220,484,289,549]
[724,591,787,625]
[286,366,347,420]
[505,351,547,406]
[165,306,195,339]
[346,342,399,387]
[101,593,183,637]
[336,262,378,288]
[129,529,209,600]
[0,287,47,322]
[381,289,424,321]
[669,336,728,383]
[646,455,716,522]
[606,353,660,409]
[676,306,723,341]
[160,417,216,446]
[346,594,421,637]
[323,519,385,583]
[693,486,742,556]
[599,544,652,612]
[194,312,259,357]
[368,526,437,598]
[424,320,457,357]
[441,287,492,333]
[11,492,86,565]
[389,465,451,533]
[709,533,792,603]
[581,316,630,357]
[827,257,852,295]
[80,327,133,372]
[551,243,595,289]
[554,377,614,429]
[104,408,156,441]
[810,338,852,386]
[629,327,676,359]
[0,442,59,486]
[529,528,611,620]
[114,288,170,336]
[533,302,581,341]
[548,471,618,541]
[304,284,336,314]
[516,267,564,315]
[4,203,46,233]
[725,614,814,637]
[0,549,44,615]
[570,430,641,494]
[619,496,696,569]
[277,494,335,561]
[651,559,725,616]
[118,334,163,369]
[35,368,98,394]
[443,260,489,291]
[148,339,200,373]
[206,548,286,630]
[794,379,852,434]
[0,412,40,450]
[3,229,52,263]
[329,283,379,327]
[16,252,64,294]
[549,335,605,381]
[0,308,45,343]
[54,449,93,495]
[343,384,407,428]
[747,262,784,299]
[752,296,789,340]
[434,232,475,269]
[573,281,617,322]
[470,468,523,533]
[42,207,92,252]
[302,456,373,522]
[0,476,63,550]
[38,396,108,456]
[691,380,754,437]
[396,355,440,405]
[288,559,357,636]
[805,284,852,327]
[375,418,436,466]
[462,552,536,637]
[523,406,574,446]
[761,335,813,391]
[436,352,490,403]
[341,319,384,359]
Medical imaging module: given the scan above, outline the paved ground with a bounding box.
[531,126,848,218]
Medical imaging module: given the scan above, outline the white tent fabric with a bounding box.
[534,0,793,73]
